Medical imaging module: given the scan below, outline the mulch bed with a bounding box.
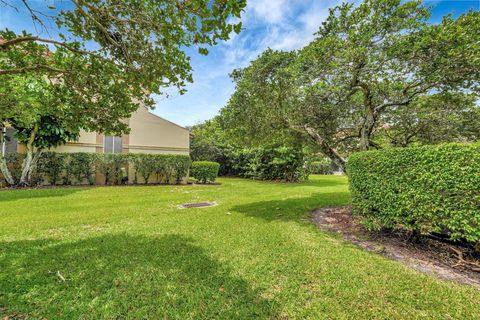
[310,206,480,289]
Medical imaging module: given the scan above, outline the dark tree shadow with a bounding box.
[231,192,351,222]
[276,176,348,189]
[0,188,83,202]
[0,235,276,318]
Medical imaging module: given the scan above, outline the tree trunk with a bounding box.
[0,127,15,186]
[0,156,15,186]
[27,150,43,183]
[359,110,376,151]
[304,126,346,173]
[18,124,39,187]
[358,83,378,151]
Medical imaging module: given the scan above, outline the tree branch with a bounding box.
[0,36,103,59]
[0,64,67,75]
[71,0,119,46]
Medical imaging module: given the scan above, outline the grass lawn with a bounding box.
[0,175,479,319]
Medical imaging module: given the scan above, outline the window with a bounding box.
[104,135,122,153]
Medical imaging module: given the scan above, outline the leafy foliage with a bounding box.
[309,160,334,175]
[190,161,220,184]
[1,0,246,101]
[218,0,480,171]
[0,152,191,186]
[96,154,129,185]
[0,0,245,186]
[70,153,98,185]
[129,154,191,185]
[378,92,480,147]
[13,116,80,151]
[40,152,67,186]
[190,120,309,181]
[231,147,308,182]
[347,143,480,247]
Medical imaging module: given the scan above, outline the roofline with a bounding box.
[143,106,189,132]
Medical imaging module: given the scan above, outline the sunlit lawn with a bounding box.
[0,175,479,319]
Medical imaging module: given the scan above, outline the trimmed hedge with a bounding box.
[1,152,191,186]
[190,161,220,184]
[130,154,191,185]
[347,143,480,247]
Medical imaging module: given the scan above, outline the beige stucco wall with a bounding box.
[51,107,189,155]
[127,107,189,155]
[54,130,98,153]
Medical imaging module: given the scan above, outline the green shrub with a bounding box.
[347,143,480,247]
[171,155,192,184]
[129,154,191,184]
[1,152,191,187]
[190,161,220,184]
[70,153,97,185]
[131,154,155,184]
[41,152,66,185]
[309,160,334,175]
[230,146,308,182]
[96,154,129,185]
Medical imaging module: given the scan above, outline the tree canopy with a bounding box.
[218,0,480,171]
[0,0,246,185]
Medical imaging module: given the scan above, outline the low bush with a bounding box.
[129,154,191,184]
[41,152,66,185]
[190,161,220,183]
[70,153,97,185]
[1,152,191,186]
[232,146,308,182]
[347,143,480,248]
[96,154,129,185]
[309,159,334,175]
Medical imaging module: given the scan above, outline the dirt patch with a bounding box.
[178,201,218,209]
[311,206,480,289]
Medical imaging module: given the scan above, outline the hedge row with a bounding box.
[190,161,220,184]
[347,143,480,247]
[1,152,191,186]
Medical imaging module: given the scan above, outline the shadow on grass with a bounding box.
[280,177,348,188]
[240,176,348,189]
[231,192,351,222]
[0,188,83,202]
[0,234,276,318]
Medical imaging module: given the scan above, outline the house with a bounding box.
[53,106,190,156]
[1,106,190,184]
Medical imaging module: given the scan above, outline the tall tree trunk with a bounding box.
[0,156,15,186]
[359,111,376,151]
[304,126,346,172]
[358,83,377,151]
[0,127,15,185]
[19,124,39,186]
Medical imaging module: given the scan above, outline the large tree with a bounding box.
[379,92,480,147]
[219,0,480,171]
[0,0,246,185]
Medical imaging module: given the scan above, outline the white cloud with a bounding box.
[153,0,356,126]
[247,0,289,24]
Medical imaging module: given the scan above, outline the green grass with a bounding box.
[0,175,478,319]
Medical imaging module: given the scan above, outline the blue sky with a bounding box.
[1,0,479,127]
